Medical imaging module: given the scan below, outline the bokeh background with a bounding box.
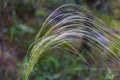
[0,0,120,80]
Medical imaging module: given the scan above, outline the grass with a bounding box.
[24,4,120,80]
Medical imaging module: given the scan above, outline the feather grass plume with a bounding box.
[25,4,120,80]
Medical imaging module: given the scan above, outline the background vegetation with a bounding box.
[0,0,120,80]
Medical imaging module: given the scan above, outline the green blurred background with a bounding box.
[0,0,120,80]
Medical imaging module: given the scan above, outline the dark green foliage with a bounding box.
[25,53,115,80]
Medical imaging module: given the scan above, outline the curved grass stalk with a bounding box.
[25,4,120,80]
